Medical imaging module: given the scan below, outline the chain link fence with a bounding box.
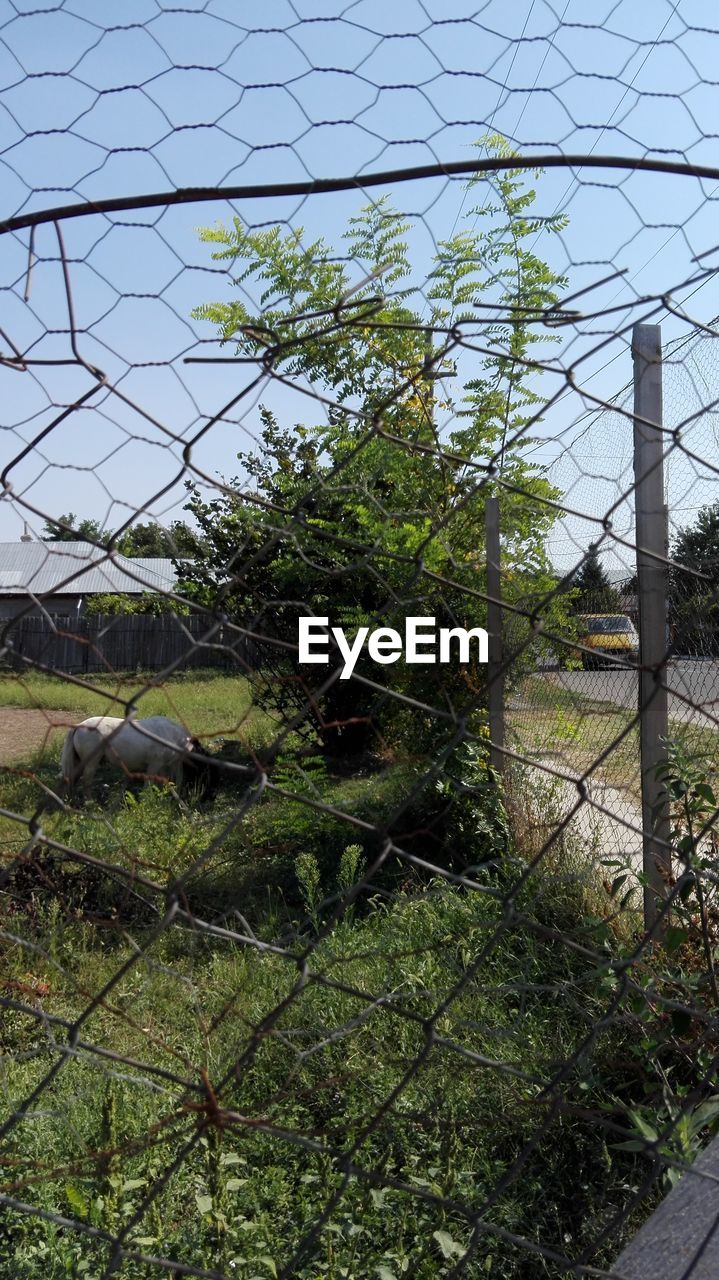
[512,320,719,887]
[4,5,719,1278]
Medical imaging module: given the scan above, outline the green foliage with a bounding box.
[236,760,419,906]
[41,514,199,559]
[570,546,623,615]
[656,738,719,1003]
[615,1092,719,1191]
[438,737,511,870]
[670,503,719,655]
[41,512,108,543]
[183,140,574,756]
[6,699,717,1277]
[8,671,719,1280]
[115,519,201,559]
[337,842,365,895]
[83,592,189,617]
[295,850,322,931]
[0,669,273,745]
[672,503,719,577]
[4,863,660,1278]
[291,840,367,931]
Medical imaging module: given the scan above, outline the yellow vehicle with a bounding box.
[578,614,639,669]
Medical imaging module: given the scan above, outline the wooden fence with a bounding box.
[0,613,260,675]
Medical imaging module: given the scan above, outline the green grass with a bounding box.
[0,668,277,744]
[1,840,657,1278]
[510,674,719,802]
[0,748,431,928]
[0,672,692,1277]
[510,680,642,795]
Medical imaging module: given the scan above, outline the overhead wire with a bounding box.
[444,0,539,245]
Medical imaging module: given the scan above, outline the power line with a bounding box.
[509,0,572,142]
[532,0,681,243]
[445,0,539,244]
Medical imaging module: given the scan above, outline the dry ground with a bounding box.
[0,707,82,763]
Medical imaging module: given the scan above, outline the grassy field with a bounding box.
[0,669,279,746]
[0,670,700,1277]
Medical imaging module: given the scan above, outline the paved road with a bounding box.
[549,660,719,728]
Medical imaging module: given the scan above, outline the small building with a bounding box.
[0,539,178,622]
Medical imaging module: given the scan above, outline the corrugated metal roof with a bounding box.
[0,542,177,597]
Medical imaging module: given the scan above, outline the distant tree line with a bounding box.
[41,514,199,559]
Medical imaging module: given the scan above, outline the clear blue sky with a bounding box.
[1,0,718,573]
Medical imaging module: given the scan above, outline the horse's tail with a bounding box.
[59,728,81,788]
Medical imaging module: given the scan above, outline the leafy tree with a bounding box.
[42,515,199,560]
[41,513,108,543]
[672,504,719,577]
[115,521,200,559]
[670,504,719,655]
[571,546,623,615]
[183,139,572,755]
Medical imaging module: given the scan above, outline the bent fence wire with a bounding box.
[4,5,719,1278]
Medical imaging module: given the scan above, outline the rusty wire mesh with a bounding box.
[4,4,719,1278]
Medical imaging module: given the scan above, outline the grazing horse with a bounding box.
[59,715,214,800]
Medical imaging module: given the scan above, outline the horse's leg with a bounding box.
[80,754,100,802]
[144,746,183,789]
[150,750,189,810]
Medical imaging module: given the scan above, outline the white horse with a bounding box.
[59,715,212,799]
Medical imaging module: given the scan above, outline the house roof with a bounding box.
[0,541,177,598]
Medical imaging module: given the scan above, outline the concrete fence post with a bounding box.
[633,322,671,936]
